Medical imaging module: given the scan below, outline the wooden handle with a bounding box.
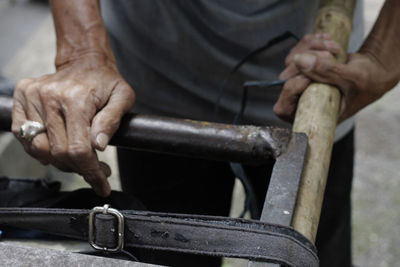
[292,0,357,242]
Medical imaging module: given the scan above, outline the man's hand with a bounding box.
[10,0,135,196]
[274,33,341,122]
[274,33,396,123]
[276,46,391,123]
[12,55,135,197]
[275,0,400,124]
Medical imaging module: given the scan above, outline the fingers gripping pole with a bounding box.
[292,0,357,242]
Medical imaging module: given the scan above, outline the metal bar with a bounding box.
[249,0,356,265]
[0,95,290,163]
[0,94,312,265]
[248,133,308,267]
[260,133,307,225]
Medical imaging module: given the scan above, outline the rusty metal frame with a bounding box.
[0,95,309,266]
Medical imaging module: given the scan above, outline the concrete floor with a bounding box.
[0,1,399,266]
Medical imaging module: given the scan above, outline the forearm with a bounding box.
[49,0,115,69]
[360,0,400,88]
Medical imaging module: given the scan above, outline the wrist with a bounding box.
[50,0,115,70]
[55,36,117,68]
[55,49,117,72]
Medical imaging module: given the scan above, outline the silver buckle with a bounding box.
[89,204,125,252]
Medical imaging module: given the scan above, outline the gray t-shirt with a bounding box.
[101,0,363,138]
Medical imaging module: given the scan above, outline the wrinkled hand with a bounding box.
[12,56,135,196]
[274,33,394,123]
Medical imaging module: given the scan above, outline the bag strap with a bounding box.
[0,206,318,267]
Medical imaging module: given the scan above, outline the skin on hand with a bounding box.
[274,33,397,123]
[12,55,135,197]
[11,0,136,197]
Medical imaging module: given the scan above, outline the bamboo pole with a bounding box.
[291,0,357,242]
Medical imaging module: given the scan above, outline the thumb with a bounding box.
[91,82,135,151]
[293,52,354,92]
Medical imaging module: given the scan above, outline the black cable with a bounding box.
[234,80,286,125]
[242,80,285,88]
[214,31,299,219]
[232,80,286,219]
[214,31,298,113]
[120,249,139,262]
[230,162,259,218]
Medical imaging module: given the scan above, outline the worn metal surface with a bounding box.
[260,133,308,225]
[248,133,308,267]
[0,94,313,266]
[0,95,290,163]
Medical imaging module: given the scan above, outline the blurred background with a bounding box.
[0,1,398,266]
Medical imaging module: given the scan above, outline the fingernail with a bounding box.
[96,133,109,151]
[294,54,316,71]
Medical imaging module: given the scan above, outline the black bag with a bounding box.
[0,176,146,210]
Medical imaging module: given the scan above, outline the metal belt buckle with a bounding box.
[89,204,125,252]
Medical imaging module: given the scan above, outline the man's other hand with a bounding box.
[274,33,395,123]
[12,55,135,197]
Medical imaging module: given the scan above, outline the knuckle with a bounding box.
[126,87,136,103]
[50,144,68,159]
[320,51,332,58]
[62,85,89,110]
[273,103,292,121]
[285,75,309,93]
[315,33,323,39]
[303,34,314,43]
[310,38,323,48]
[39,83,60,99]
[285,55,291,66]
[273,104,282,115]
[11,124,20,137]
[107,118,121,133]
[322,33,331,39]
[31,138,50,156]
[16,78,34,91]
[39,85,64,110]
[283,80,296,91]
[318,59,336,74]
[353,68,369,92]
[273,97,287,113]
[62,84,85,101]
[68,143,91,159]
[314,62,327,74]
[24,83,40,98]
[121,88,136,111]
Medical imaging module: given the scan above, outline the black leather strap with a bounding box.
[0,208,318,267]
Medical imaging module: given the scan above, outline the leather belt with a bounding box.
[0,206,318,267]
